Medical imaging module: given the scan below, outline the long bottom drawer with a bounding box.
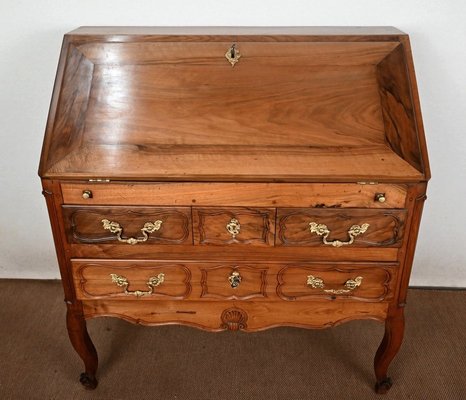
[72,259,398,302]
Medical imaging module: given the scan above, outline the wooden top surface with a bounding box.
[39,27,428,182]
[65,27,407,44]
[67,26,406,38]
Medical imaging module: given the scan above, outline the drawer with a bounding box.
[193,207,275,246]
[61,182,407,209]
[200,264,269,300]
[62,206,192,245]
[277,208,406,248]
[71,260,192,300]
[277,263,397,302]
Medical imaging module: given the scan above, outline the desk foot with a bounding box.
[375,377,392,394]
[80,372,98,390]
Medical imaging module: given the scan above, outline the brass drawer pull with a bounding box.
[308,222,369,247]
[110,273,165,297]
[101,219,162,245]
[228,271,242,288]
[375,193,386,203]
[226,218,241,239]
[82,190,92,199]
[307,275,363,294]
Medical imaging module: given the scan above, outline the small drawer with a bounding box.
[200,264,269,300]
[62,206,192,245]
[61,182,407,208]
[277,208,406,248]
[277,263,397,302]
[71,260,192,300]
[193,207,275,246]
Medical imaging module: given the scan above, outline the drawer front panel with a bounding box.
[277,208,406,248]
[72,260,192,300]
[193,208,275,246]
[61,182,407,209]
[277,264,397,302]
[82,300,389,331]
[200,264,268,300]
[62,206,192,245]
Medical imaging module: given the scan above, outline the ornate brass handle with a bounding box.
[101,219,162,245]
[110,273,165,297]
[307,275,363,294]
[308,222,369,247]
[228,271,242,288]
[226,218,241,239]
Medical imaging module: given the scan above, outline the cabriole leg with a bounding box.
[374,308,405,394]
[66,302,98,389]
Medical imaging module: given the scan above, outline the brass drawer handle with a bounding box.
[226,218,241,239]
[228,271,242,288]
[110,273,165,297]
[308,222,369,247]
[101,219,162,245]
[307,275,363,294]
[375,193,386,203]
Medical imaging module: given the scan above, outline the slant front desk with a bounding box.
[39,27,430,394]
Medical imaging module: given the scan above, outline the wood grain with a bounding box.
[72,260,192,300]
[277,264,397,302]
[193,207,275,246]
[377,45,423,173]
[277,208,406,248]
[79,41,398,65]
[42,46,93,174]
[61,182,407,208]
[82,299,389,331]
[62,206,192,245]
[45,144,424,182]
[69,244,400,262]
[200,264,268,300]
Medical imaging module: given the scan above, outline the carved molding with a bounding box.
[200,265,268,300]
[276,264,395,302]
[220,308,248,331]
[194,209,273,245]
[76,263,192,300]
[278,210,405,247]
[67,208,190,244]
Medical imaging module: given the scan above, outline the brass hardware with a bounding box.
[306,275,325,289]
[101,219,162,245]
[88,178,110,182]
[375,193,386,203]
[228,271,242,288]
[226,218,241,239]
[357,181,379,185]
[307,275,363,294]
[308,222,369,247]
[225,44,241,67]
[110,273,164,297]
[82,190,92,199]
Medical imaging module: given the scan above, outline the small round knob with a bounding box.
[375,193,386,203]
[82,190,92,199]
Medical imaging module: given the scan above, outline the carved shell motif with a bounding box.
[220,308,248,331]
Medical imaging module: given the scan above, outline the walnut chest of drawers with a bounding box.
[39,27,430,394]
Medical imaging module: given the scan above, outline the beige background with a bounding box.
[0,1,465,285]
